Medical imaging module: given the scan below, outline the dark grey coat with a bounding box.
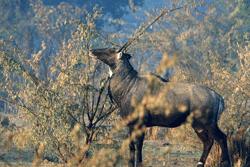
[109,58,224,128]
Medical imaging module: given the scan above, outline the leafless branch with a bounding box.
[118,2,194,52]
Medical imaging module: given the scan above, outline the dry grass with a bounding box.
[0,1,249,166]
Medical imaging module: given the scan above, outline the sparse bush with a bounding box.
[0,1,249,167]
[0,7,119,166]
[204,46,250,167]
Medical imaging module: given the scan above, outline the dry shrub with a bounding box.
[228,127,250,167]
[206,144,221,167]
[0,2,249,167]
[147,127,162,140]
[205,46,250,167]
[166,124,201,151]
[0,7,118,165]
[156,43,249,167]
[141,42,249,167]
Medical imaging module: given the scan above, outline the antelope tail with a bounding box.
[217,96,225,121]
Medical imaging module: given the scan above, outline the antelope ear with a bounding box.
[117,52,123,60]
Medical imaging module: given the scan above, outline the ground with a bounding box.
[0,113,203,166]
[0,140,202,167]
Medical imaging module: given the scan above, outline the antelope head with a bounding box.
[90,48,132,70]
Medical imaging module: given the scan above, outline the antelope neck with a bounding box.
[111,60,137,80]
[108,60,138,104]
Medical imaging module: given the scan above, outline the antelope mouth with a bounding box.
[89,50,96,58]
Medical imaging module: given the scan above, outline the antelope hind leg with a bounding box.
[194,127,214,167]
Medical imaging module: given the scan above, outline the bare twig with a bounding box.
[0,96,38,117]
[118,3,193,52]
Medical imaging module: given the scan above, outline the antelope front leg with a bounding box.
[129,126,136,167]
[135,133,145,166]
[129,140,136,167]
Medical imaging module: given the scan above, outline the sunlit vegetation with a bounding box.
[0,0,249,167]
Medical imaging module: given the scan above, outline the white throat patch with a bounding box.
[108,67,113,77]
[117,52,122,59]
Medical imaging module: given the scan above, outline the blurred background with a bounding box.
[0,0,249,166]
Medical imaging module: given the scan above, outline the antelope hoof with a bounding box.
[197,162,204,167]
[137,162,143,167]
[128,161,134,167]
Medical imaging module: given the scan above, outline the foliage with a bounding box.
[0,0,249,167]
[0,6,118,165]
[205,46,250,167]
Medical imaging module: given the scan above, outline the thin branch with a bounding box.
[1,52,40,86]
[93,106,118,128]
[92,77,110,120]
[90,63,99,121]
[0,96,38,117]
[118,2,194,52]
[66,110,80,124]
